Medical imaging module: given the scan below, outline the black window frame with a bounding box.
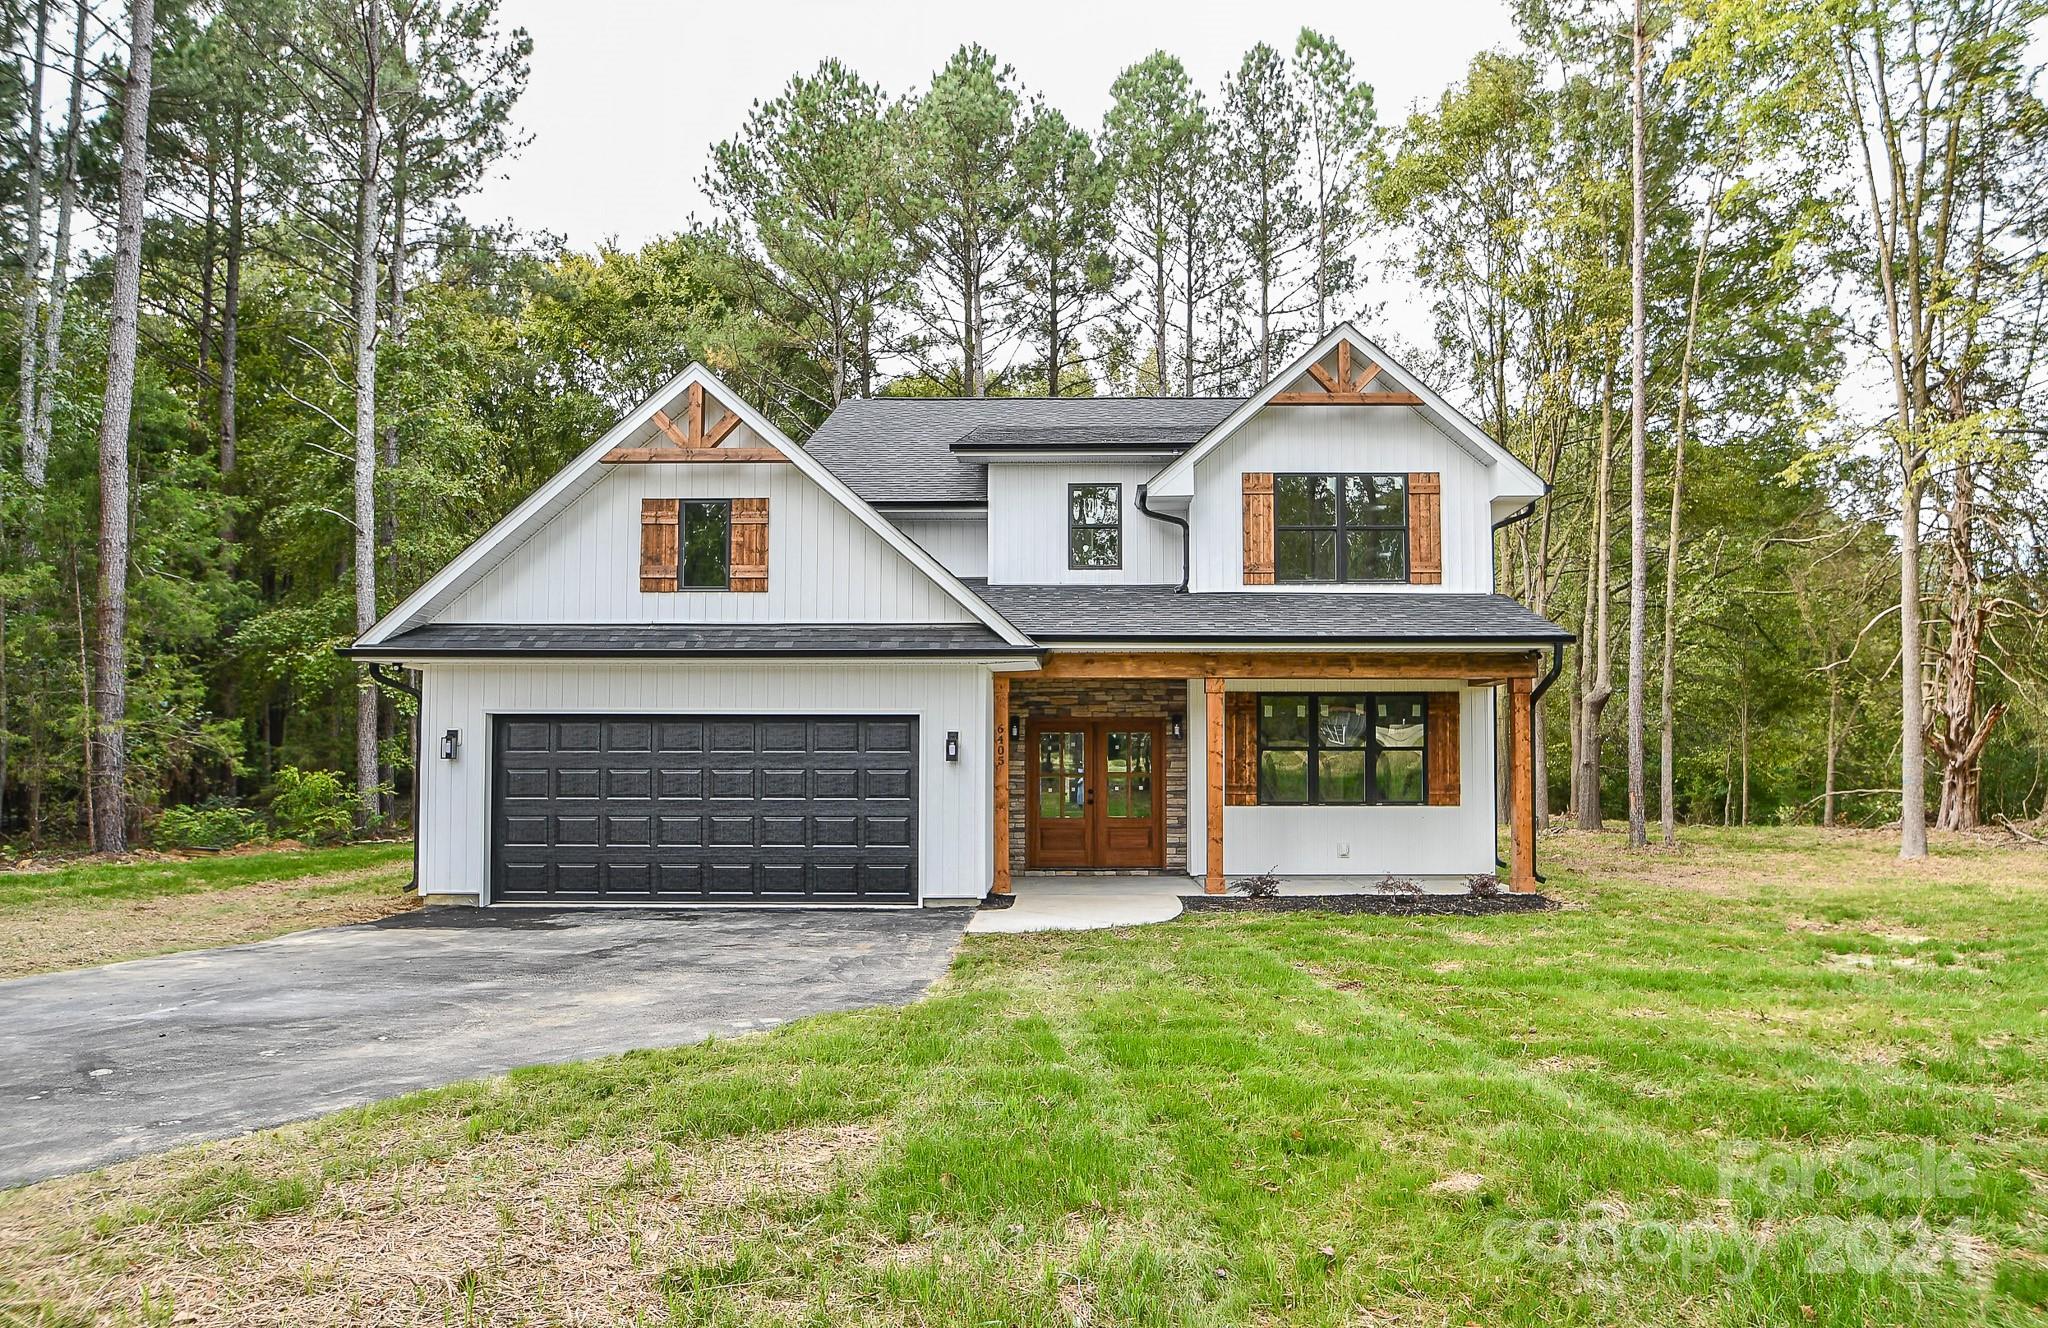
[1254,691,1429,806]
[679,498,732,590]
[1274,473,1410,584]
[1067,482,1123,570]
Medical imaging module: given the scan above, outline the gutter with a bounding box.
[1134,483,1193,593]
[1492,500,1538,532]
[1490,500,1541,868]
[366,663,423,894]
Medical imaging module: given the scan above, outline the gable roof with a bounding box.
[968,581,1571,645]
[355,364,1033,649]
[1144,323,1548,500]
[806,396,1241,504]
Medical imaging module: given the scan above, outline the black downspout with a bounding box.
[366,663,423,893]
[1135,483,1191,593]
[1527,640,1566,885]
[1488,502,1538,866]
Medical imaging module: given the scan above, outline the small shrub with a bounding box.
[1467,872,1502,897]
[268,766,369,845]
[1232,867,1283,899]
[156,802,266,851]
[1375,873,1422,897]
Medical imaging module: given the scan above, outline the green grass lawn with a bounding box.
[0,841,416,977]
[2,828,2044,1326]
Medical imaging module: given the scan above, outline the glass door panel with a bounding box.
[1103,730,1155,820]
[1037,730,1086,819]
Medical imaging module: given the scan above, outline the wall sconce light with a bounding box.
[1008,715,1022,742]
[1170,715,1184,739]
[945,730,960,762]
[440,729,460,760]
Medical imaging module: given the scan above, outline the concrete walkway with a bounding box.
[966,872,1481,935]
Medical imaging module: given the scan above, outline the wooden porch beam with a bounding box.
[992,674,1012,896]
[1036,650,1540,681]
[1508,674,1536,892]
[600,446,790,464]
[1205,676,1225,895]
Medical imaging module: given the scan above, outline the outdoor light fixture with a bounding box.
[1008,715,1022,742]
[1170,715,1184,739]
[440,729,460,760]
[945,731,960,762]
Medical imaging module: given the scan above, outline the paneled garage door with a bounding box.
[491,714,918,904]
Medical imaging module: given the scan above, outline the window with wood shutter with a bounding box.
[1242,472,1274,584]
[1225,692,1258,804]
[1425,692,1460,804]
[639,499,678,591]
[729,497,769,592]
[1407,472,1442,585]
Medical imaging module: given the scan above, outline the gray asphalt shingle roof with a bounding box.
[804,397,1244,504]
[348,622,1034,658]
[965,581,1573,644]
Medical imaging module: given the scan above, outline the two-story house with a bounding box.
[348,324,1570,907]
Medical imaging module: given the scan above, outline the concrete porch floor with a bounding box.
[965,872,1482,935]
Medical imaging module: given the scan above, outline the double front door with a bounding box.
[1027,719,1166,868]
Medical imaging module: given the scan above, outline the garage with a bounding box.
[491,714,918,904]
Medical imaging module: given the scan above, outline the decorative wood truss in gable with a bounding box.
[602,383,791,463]
[1271,341,1424,405]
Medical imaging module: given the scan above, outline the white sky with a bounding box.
[466,0,1519,254]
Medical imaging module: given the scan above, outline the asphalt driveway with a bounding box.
[0,906,968,1188]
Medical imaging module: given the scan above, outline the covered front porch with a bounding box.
[991,649,1545,899]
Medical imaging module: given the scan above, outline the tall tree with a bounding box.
[705,59,906,406]
[897,44,1027,396]
[24,0,84,488]
[91,0,160,852]
[1292,27,1376,336]
[1009,105,1116,393]
[1101,52,1198,394]
[1624,0,1651,849]
[14,0,48,454]
[1219,41,1310,384]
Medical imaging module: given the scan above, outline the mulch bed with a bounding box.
[1180,892,1557,916]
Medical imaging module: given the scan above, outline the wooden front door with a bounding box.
[1026,719,1166,869]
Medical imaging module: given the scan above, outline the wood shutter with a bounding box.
[729,497,769,592]
[1242,472,1275,584]
[639,498,678,592]
[1426,691,1460,805]
[1225,691,1259,805]
[1408,472,1442,584]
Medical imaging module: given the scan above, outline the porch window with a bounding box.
[680,499,731,588]
[1068,483,1122,569]
[1274,474,1408,582]
[1256,692,1427,805]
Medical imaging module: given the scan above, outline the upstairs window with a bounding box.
[1256,692,1428,805]
[680,499,731,588]
[1068,483,1122,569]
[1274,474,1408,582]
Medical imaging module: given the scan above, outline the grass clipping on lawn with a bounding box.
[3,826,2046,1326]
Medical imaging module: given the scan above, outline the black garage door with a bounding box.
[491,714,917,904]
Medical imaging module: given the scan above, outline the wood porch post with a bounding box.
[1205,676,1226,894]
[1508,674,1537,892]
[992,674,1011,896]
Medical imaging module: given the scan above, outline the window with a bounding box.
[680,499,731,588]
[1068,483,1122,569]
[1274,474,1408,582]
[1256,692,1427,805]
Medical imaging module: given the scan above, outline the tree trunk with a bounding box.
[91,0,157,854]
[16,0,49,455]
[1739,696,1751,826]
[1576,360,1617,830]
[352,1,384,831]
[1897,464,1926,856]
[30,0,88,488]
[1824,680,1840,828]
[219,106,243,478]
[1623,0,1650,850]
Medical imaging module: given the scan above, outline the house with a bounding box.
[347,324,1570,907]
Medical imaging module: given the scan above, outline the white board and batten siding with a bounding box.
[1186,405,1498,594]
[1184,680,1500,881]
[891,514,989,579]
[442,463,975,625]
[985,462,1181,585]
[417,660,995,903]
